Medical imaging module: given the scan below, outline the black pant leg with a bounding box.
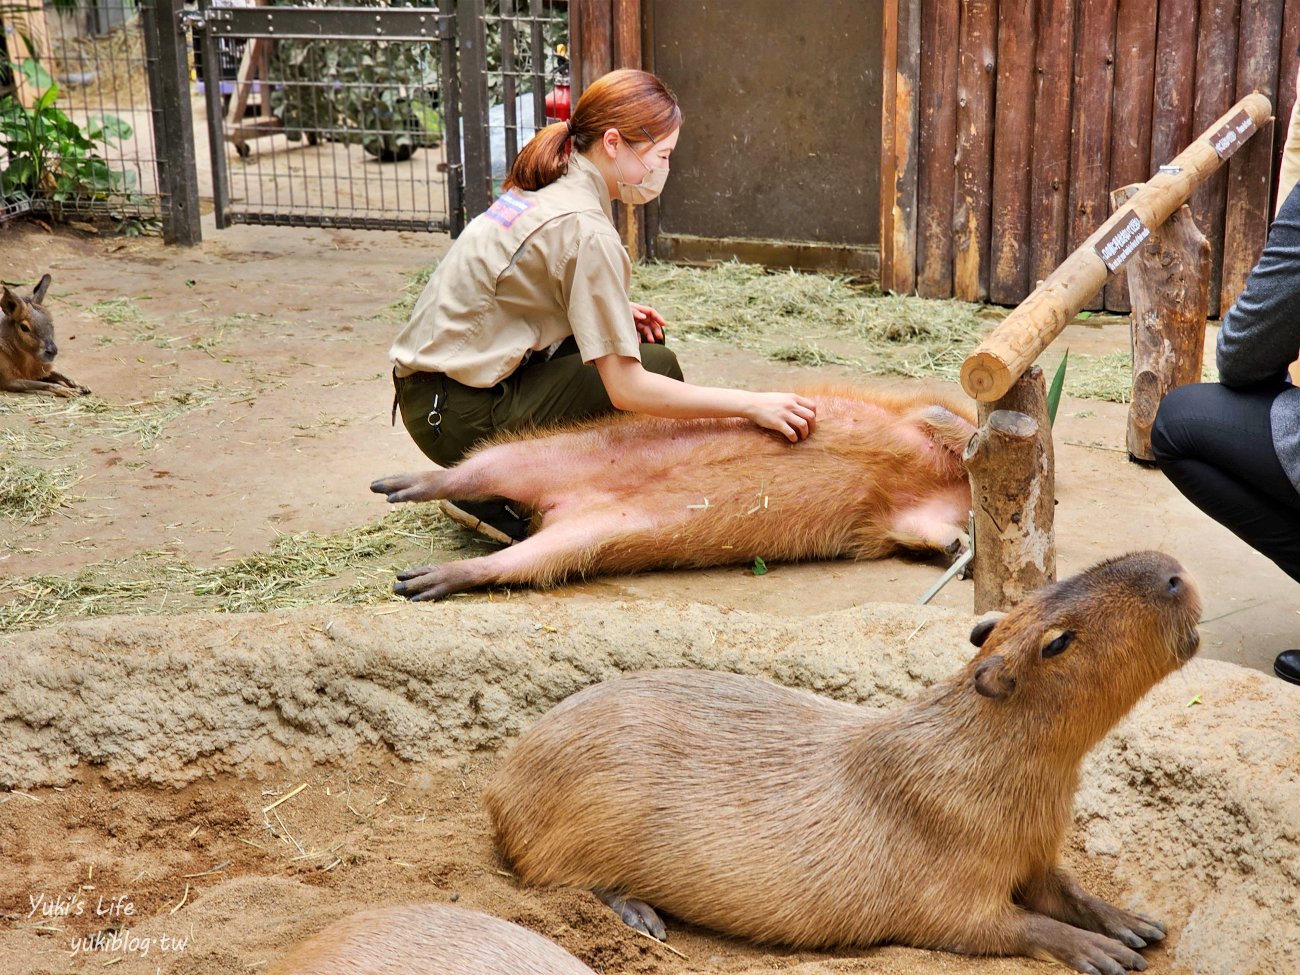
[1152,382,1300,583]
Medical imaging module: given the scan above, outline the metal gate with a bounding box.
[187,0,566,237]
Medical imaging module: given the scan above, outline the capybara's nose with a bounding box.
[44,341,57,359]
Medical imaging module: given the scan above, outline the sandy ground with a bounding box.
[1,602,1298,975]
[2,220,1300,975]
[1,220,1299,669]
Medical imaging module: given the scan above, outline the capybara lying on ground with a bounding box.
[371,385,976,599]
[0,274,90,397]
[484,552,1202,974]
[268,903,596,975]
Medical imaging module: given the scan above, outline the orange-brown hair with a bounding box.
[503,68,682,192]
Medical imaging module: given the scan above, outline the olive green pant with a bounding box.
[395,340,684,467]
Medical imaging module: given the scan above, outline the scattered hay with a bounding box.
[89,297,147,325]
[388,266,435,322]
[0,507,492,633]
[629,261,992,380]
[0,459,79,523]
[1,387,222,450]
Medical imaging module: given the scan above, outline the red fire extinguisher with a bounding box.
[545,44,571,122]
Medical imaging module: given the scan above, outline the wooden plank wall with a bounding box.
[888,0,1299,313]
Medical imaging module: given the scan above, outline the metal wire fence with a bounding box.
[200,0,567,234]
[0,0,161,227]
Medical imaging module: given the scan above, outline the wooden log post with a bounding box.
[961,91,1272,404]
[1110,183,1211,463]
[968,366,1056,612]
[965,406,1055,614]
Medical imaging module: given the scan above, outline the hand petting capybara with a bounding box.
[484,551,1202,975]
[371,385,976,599]
[268,903,597,975]
[0,274,90,398]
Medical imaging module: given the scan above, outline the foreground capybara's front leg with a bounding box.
[948,909,1150,974]
[594,890,667,941]
[1019,869,1166,951]
[371,469,455,504]
[44,370,90,395]
[393,510,646,600]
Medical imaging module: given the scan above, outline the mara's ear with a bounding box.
[1,286,22,319]
[973,654,1016,700]
[32,274,51,304]
[969,618,998,647]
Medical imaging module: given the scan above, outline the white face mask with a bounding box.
[615,138,669,205]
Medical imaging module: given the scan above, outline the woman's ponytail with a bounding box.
[502,69,681,194]
[503,121,573,192]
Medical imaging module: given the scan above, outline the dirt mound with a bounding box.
[2,600,1297,975]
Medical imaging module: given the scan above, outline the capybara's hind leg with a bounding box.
[371,469,454,504]
[949,910,1149,974]
[393,510,648,600]
[594,890,667,941]
[1019,869,1166,950]
[885,501,968,560]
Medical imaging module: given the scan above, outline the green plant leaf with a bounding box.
[752,556,768,576]
[18,58,55,92]
[1047,349,1069,427]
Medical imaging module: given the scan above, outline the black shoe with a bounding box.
[439,498,531,544]
[1275,650,1300,686]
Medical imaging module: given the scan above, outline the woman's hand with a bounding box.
[630,302,667,343]
[745,392,818,442]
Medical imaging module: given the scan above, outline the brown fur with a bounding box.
[372,385,977,600]
[483,552,1203,974]
[0,274,90,398]
[268,903,596,975]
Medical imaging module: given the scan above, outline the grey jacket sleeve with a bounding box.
[1216,181,1300,387]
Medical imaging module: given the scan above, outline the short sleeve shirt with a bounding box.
[390,153,641,386]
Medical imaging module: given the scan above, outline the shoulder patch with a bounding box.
[484,191,537,228]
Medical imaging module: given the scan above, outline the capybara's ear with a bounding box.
[32,274,51,304]
[0,286,20,318]
[969,618,998,647]
[973,654,1015,700]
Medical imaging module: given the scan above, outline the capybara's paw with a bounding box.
[393,562,477,601]
[370,472,442,504]
[1087,904,1166,949]
[50,383,80,398]
[76,384,91,396]
[1053,928,1148,974]
[595,891,667,941]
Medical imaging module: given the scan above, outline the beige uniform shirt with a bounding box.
[390,153,640,385]
[1278,76,1300,217]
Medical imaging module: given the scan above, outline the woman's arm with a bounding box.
[1217,136,1300,386]
[594,354,816,442]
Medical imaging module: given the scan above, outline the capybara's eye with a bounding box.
[1041,630,1074,659]
[1167,575,1183,596]
[19,323,30,333]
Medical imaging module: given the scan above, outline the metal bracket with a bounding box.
[917,511,976,606]
[197,5,449,41]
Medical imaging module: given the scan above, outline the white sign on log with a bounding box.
[1094,209,1151,273]
[1210,109,1258,161]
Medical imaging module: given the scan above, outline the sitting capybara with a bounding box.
[0,274,90,397]
[371,385,976,599]
[484,552,1202,974]
[268,903,596,975]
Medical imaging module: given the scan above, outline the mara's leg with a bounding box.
[1018,868,1165,950]
[594,890,668,941]
[942,907,1150,975]
[393,509,652,600]
[0,376,81,397]
[44,370,90,395]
